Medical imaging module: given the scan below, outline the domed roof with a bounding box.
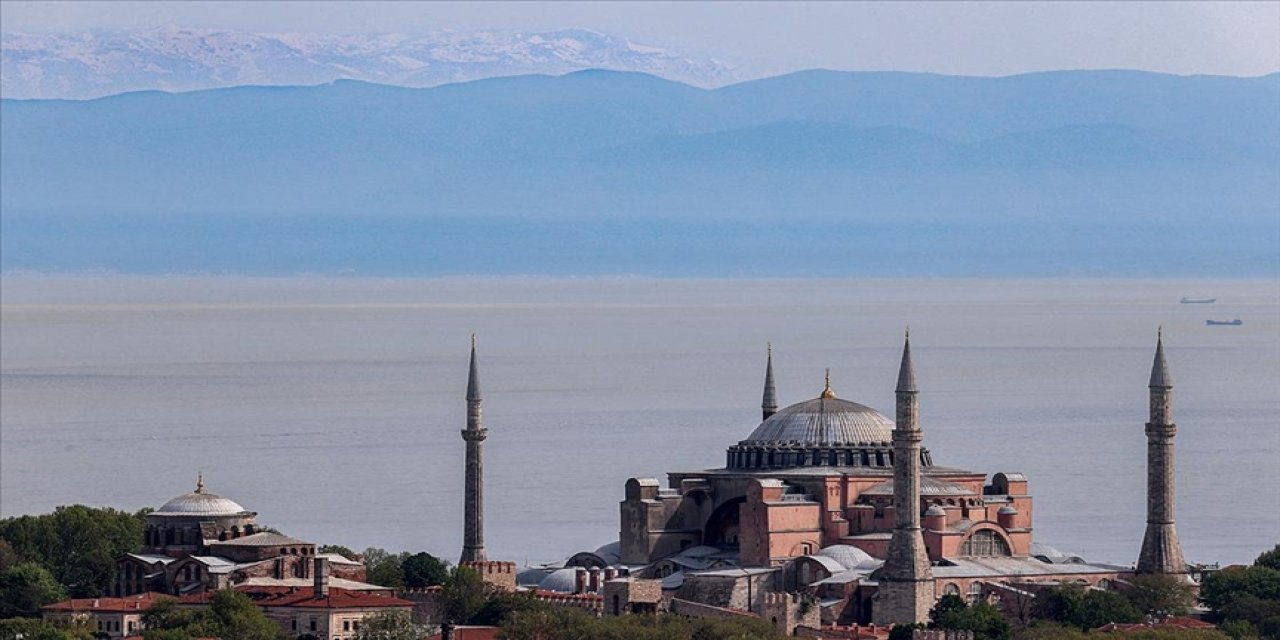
[816,545,880,571]
[537,568,579,593]
[153,476,248,517]
[744,394,895,446]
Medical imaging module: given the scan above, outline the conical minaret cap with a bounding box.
[466,334,482,401]
[896,331,918,393]
[1149,328,1172,388]
[762,343,778,411]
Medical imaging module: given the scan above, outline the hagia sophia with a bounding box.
[503,331,1191,626]
[73,330,1191,635]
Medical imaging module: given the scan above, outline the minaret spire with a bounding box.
[460,335,488,563]
[1137,329,1186,576]
[820,368,836,399]
[874,331,934,623]
[761,343,778,421]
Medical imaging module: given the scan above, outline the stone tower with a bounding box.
[1137,330,1187,575]
[762,343,778,421]
[460,335,488,563]
[873,333,935,624]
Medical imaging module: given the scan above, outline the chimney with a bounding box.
[604,567,618,581]
[573,567,588,594]
[313,557,330,598]
[588,568,601,593]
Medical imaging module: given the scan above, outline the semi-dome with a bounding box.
[816,544,879,571]
[153,475,248,516]
[744,396,895,446]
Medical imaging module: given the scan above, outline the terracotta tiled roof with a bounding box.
[42,593,171,613]
[178,586,411,610]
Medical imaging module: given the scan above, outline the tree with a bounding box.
[0,506,146,597]
[930,598,1011,640]
[0,541,19,573]
[1030,583,1140,629]
[362,548,404,590]
[469,590,547,627]
[440,566,489,625]
[205,590,285,640]
[353,609,425,640]
[141,597,204,633]
[1126,574,1196,616]
[401,553,449,590]
[1072,591,1141,629]
[1255,545,1280,572]
[317,545,357,560]
[930,594,968,624]
[143,591,282,640]
[0,563,68,618]
[0,618,76,640]
[1200,565,1280,614]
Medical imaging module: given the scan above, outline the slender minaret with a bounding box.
[460,335,488,563]
[1137,329,1187,575]
[874,331,935,624]
[762,343,778,421]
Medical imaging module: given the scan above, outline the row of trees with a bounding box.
[1200,545,1280,639]
[0,506,148,601]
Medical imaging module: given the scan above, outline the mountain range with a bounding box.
[1,26,734,99]
[2,69,1277,275]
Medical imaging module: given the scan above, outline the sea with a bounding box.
[1,277,1277,568]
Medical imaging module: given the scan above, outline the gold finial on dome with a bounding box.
[820,368,837,399]
[195,472,206,494]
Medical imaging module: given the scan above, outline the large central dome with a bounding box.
[153,476,249,517]
[744,396,895,445]
[724,377,926,471]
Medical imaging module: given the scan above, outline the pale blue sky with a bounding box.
[2,1,1277,77]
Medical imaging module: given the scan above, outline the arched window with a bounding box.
[943,583,960,596]
[960,530,1011,557]
[968,582,984,602]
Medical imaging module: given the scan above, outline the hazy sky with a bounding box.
[3,1,1278,77]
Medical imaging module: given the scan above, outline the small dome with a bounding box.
[154,476,247,516]
[744,396,894,445]
[537,568,579,593]
[815,545,877,571]
[925,505,947,517]
[998,506,1018,515]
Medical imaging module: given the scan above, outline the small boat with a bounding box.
[1181,297,1216,304]
[1206,319,1242,326]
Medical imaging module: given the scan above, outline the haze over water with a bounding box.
[2,276,1277,568]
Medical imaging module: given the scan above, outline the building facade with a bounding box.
[116,477,372,597]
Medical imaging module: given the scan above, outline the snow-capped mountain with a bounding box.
[1,26,736,99]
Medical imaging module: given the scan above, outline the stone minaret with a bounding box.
[874,332,935,624]
[762,343,778,421]
[460,335,488,563]
[1137,329,1187,575]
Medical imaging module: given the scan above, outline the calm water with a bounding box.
[2,277,1277,567]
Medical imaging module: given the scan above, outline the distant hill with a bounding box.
[0,26,735,99]
[1,69,1277,276]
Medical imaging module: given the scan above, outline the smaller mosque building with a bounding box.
[115,476,374,597]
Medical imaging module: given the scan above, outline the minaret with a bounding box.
[874,331,935,624]
[460,335,488,563]
[762,343,778,421]
[1137,329,1187,575]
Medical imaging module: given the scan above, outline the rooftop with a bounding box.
[43,593,170,613]
[178,586,412,610]
[208,532,310,548]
